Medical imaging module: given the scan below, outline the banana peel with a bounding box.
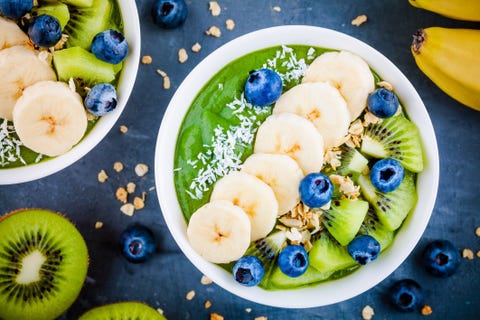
[411,27,480,111]
[409,0,480,22]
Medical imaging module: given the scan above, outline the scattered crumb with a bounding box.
[204,300,212,308]
[201,275,213,285]
[273,6,281,12]
[115,187,128,203]
[97,170,108,183]
[245,308,252,313]
[475,227,480,237]
[210,313,224,320]
[119,125,128,133]
[362,305,375,320]
[113,161,124,172]
[421,305,433,316]
[178,48,188,63]
[149,186,156,191]
[225,19,235,30]
[352,14,368,27]
[191,42,202,52]
[476,250,480,258]
[209,1,221,16]
[255,317,268,320]
[94,221,103,229]
[126,182,136,194]
[133,196,145,210]
[163,76,171,90]
[120,203,134,216]
[156,69,167,77]
[141,55,152,64]
[157,308,164,315]
[377,81,393,91]
[205,26,221,38]
[462,248,474,260]
[186,290,196,300]
[135,163,149,177]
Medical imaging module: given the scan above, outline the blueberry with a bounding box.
[232,256,264,286]
[421,239,461,277]
[370,158,404,193]
[151,0,188,29]
[299,173,333,208]
[119,225,156,263]
[91,29,128,64]
[0,0,32,19]
[244,68,283,107]
[367,88,399,118]
[278,245,309,278]
[388,279,425,312]
[347,235,381,265]
[28,14,62,48]
[84,83,117,116]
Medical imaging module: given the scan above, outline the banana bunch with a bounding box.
[186,51,375,264]
[409,0,480,22]
[0,16,88,156]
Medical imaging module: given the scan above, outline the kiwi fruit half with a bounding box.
[360,115,424,173]
[358,170,417,231]
[0,208,89,320]
[79,301,166,320]
[308,232,356,274]
[322,199,369,246]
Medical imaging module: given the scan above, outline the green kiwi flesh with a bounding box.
[242,230,287,289]
[308,232,356,273]
[358,170,417,231]
[267,266,334,290]
[359,207,394,251]
[33,2,70,29]
[64,0,117,50]
[324,145,369,179]
[79,301,166,320]
[0,208,88,320]
[322,199,369,246]
[58,0,94,7]
[361,115,424,173]
[53,46,116,85]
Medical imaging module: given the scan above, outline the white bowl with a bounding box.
[154,26,439,308]
[0,0,140,185]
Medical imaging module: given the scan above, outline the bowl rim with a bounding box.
[154,25,439,308]
[0,0,141,185]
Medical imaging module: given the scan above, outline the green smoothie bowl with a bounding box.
[0,0,140,185]
[154,26,439,308]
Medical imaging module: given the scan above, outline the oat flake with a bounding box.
[133,196,145,210]
[141,55,152,64]
[273,6,281,12]
[204,300,212,308]
[209,1,221,16]
[210,313,224,320]
[421,305,433,316]
[119,125,128,133]
[97,170,108,183]
[206,26,221,38]
[120,203,134,216]
[116,187,128,203]
[113,161,124,172]
[377,81,393,91]
[126,182,136,194]
[352,14,368,26]
[191,42,202,52]
[362,305,375,320]
[201,275,213,285]
[186,290,195,300]
[462,248,474,260]
[135,163,149,177]
[178,48,188,63]
[225,19,235,30]
[95,221,103,229]
[475,227,480,237]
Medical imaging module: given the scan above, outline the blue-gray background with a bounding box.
[1,1,479,319]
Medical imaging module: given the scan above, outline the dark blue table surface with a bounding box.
[1,1,479,319]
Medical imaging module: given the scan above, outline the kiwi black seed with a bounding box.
[79,301,166,320]
[0,208,89,320]
[358,170,417,231]
[242,230,287,289]
[360,114,424,173]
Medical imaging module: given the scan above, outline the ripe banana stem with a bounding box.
[411,27,480,111]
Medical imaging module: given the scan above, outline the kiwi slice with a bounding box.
[360,115,424,173]
[242,230,287,289]
[359,207,394,252]
[0,208,88,320]
[308,232,356,273]
[79,301,166,319]
[33,2,70,29]
[322,199,369,246]
[324,145,369,179]
[64,0,117,50]
[268,265,334,290]
[53,46,116,85]
[358,170,417,231]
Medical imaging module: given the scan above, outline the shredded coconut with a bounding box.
[0,119,27,167]
[263,45,309,83]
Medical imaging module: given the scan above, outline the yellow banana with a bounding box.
[411,27,480,111]
[409,0,480,21]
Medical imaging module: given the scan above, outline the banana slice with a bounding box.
[13,80,88,157]
[0,46,57,120]
[273,82,351,149]
[187,200,251,264]
[302,51,375,121]
[0,17,29,49]
[241,153,304,216]
[254,113,324,175]
[210,171,278,241]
